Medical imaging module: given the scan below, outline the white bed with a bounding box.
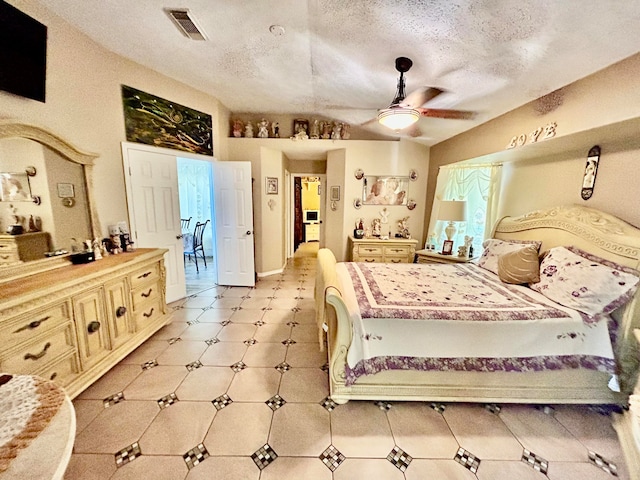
[316,205,640,405]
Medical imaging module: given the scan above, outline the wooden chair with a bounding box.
[183,219,209,273]
[181,217,192,232]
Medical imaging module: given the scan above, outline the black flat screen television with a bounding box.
[0,1,47,102]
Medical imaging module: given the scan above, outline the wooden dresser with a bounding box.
[0,232,51,266]
[349,236,418,263]
[0,248,170,399]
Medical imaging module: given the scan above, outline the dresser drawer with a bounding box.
[35,352,80,387]
[356,245,384,255]
[134,297,164,330]
[132,280,162,310]
[386,256,408,263]
[1,302,72,351]
[1,323,76,374]
[384,245,412,256]
[358,256,383,263]
[130,262,161,289]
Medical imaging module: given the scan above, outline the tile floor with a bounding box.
[65,243,631,480]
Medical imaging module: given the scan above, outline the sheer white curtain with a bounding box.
[427,163,502,252]
[177,157,214,255]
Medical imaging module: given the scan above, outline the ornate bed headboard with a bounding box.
[492,205,640,270]
[492,204,640,390]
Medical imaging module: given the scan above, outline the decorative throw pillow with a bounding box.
[497,245,541,284]
[529,246,640,317]
[477,239,542,275]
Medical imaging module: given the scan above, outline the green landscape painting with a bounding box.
[122,85,213,156]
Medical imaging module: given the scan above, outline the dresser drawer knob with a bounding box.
[87,321,101,333]
[116,306,127,317]
[143,308,155,318]
[50,372,58,381]
[14,316,51,333]
[141,288,153,298]
[138,271,152,279]
[24,342,51,361]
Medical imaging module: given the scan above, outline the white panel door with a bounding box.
[123,145,186,303]
[213,161,255,286]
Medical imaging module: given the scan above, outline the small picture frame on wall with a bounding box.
[330,185,340,201]
[57,182,75,198]
[442,240,454,255]
[266,177,278,195]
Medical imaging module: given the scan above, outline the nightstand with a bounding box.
[415,249,477,265]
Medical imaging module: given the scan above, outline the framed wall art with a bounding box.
[266,177,278,195]
[0,172,32,201]
[293,119,309,136]
[362,176,409,206]
[122,85,213,156]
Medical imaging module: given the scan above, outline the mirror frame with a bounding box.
[0,120,101,280]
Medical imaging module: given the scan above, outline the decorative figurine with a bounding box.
[372,218,381,237]
[232,119,243,137]
[331,123,342,139]
[257,118,269,138]
[272,121,280,138]
[464,235,474,257]
[321,122,332,139]
[310,119,320,139]
[341,123,351,140]
[244,122,254,138]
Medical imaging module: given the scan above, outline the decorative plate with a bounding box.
[409,169,418,181]
[407,199,416,210]
[354,168,364,180]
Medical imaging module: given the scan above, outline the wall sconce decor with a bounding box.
[581,145,600,200]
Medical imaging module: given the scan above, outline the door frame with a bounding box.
[121,142,218,295]
[287,173,326,258]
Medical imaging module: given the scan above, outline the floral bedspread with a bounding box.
[336,262,616,385]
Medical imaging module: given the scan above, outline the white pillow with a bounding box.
[477,239,542,276]
[529,246,640,317]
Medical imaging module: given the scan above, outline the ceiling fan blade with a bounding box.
[401,87,443,109]
[418,108,476,120]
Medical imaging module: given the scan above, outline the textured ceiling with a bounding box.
[38,0,640,145]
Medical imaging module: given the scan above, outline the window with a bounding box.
[427,164,502,253]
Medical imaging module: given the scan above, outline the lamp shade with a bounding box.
[437,200,467,222]
[377,107,420,130]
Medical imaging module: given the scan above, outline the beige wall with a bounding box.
[333,139,430,261]
[228,138,429,266]
[1,0,229,240]
[426,53,640,236]
[499,145,640,227]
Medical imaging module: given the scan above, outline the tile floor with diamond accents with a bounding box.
[65,243,632,480]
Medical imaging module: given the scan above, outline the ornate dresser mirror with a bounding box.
[0,121,101,281]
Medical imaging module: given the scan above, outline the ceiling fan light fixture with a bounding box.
[377,108,420,130]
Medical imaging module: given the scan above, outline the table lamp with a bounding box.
[437,200,467,254]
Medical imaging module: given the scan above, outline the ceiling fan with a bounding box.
[371,57,476,132]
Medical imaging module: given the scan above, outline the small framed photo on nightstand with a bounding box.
[442,240,454,255]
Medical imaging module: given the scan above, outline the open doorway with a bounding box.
[177,156,217,295]
[289,174,324,258]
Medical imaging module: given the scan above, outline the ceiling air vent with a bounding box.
[166,8,208,41]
